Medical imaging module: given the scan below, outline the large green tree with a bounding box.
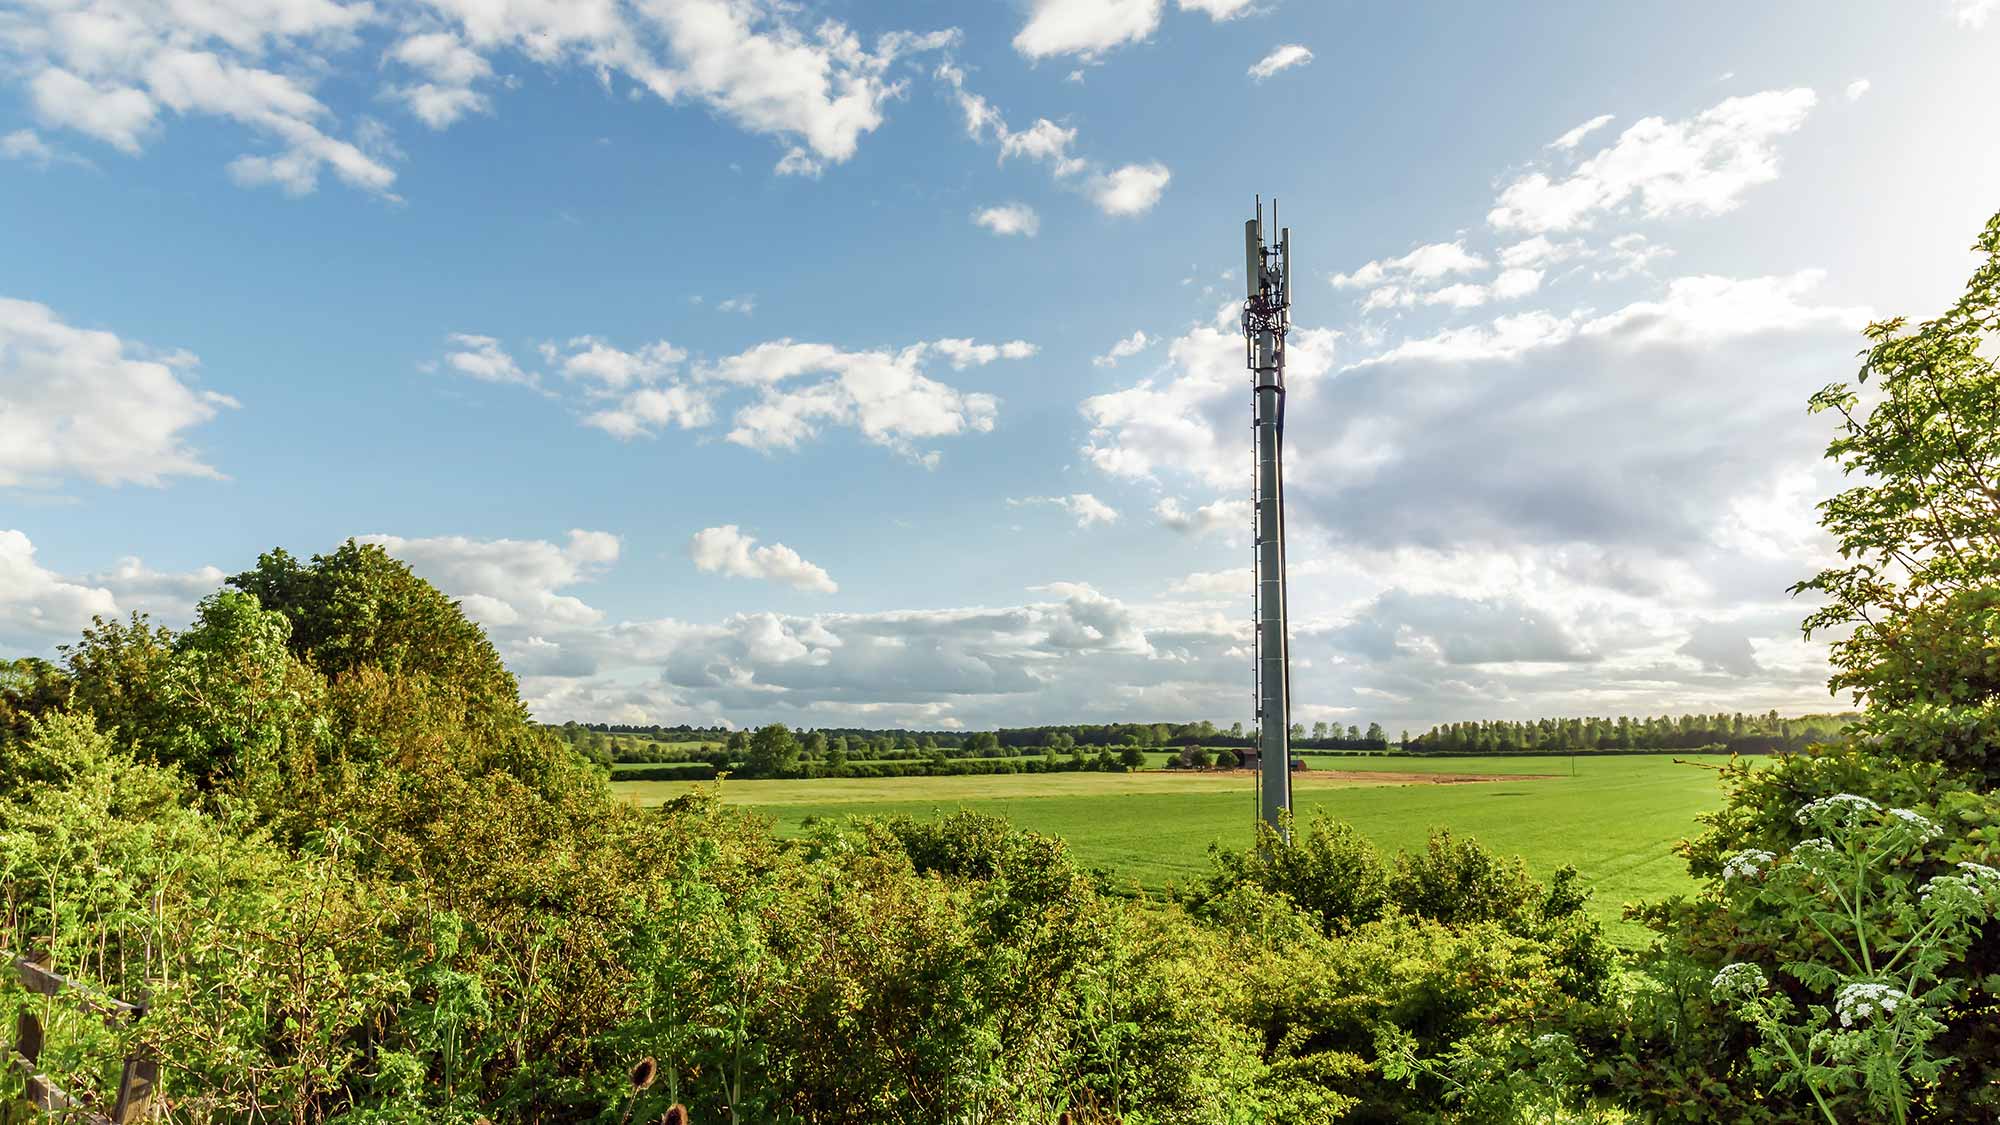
[1796,210,2000,782]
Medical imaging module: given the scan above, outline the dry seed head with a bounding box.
[630,1056,658,1091]
[660,1105,688,1125]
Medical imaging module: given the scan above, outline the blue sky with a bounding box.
[4,0,1998,732]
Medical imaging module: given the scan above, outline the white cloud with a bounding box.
[999,118,1085,174]
[0,530,119,643]
[1331,240,1488,288]
[1498,235,1581,270]
[560,337,688,388]
[1844,78,1871,102]
[584,386,715,439]
[1167,568,1245,598]
[689,525,838,593]
[1549,113,1614,150]
[773,147,823,178]
[1081,305,1339,488]
[716,296,755,315]
[1093,329,1152,367]
[1,128,88,168]
[0,298,238,489]
[692,338,1019,460]
[1178,0,1257,17]
[1091,162,1171,215]
[938,64,1168,216]
[1155,496,1250,536]
[1249,44,1312,80]
[1011,0,1257,59]
[444,333,536,385]
[388,31,493,128]
[1597,232,1674,279]
[357,529,619,629]
[973,202,1040,237]
[1014,0,1164,60]
[3,0,959,197]
[1491,267,1544,300]
[1423,282,1490,310]
[1489,88,1817,232]
[929,338,1040,368]
[1950,0,1997,27]
[1009,493,1120,527]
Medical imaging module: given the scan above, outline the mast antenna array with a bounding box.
[1244,197,1294,836]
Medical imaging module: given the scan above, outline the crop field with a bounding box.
[613,753,1739,944]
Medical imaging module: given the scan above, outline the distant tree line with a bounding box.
[551,711,1860,767]
[1404,711,1858,755]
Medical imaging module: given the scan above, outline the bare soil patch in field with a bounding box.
[1211,768,1558,785]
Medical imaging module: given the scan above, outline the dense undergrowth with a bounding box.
[3,212,1999,1123]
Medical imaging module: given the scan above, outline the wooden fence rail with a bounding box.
[3,953,155,1124]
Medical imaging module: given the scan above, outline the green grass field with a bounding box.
[612,754,1737,945]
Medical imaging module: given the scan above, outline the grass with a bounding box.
[612,753,1736,945]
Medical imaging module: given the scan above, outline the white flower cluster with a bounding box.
[1722,850,1776,881]
[1711,962,1769,1001]
[1790,837,1842,874]
[1796,793,1880,826]
[1922,861,2000,911]
[1884,807,1943,842]
[1834,982,1907,1028]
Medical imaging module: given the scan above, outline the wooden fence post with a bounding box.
[6,953,156,1123]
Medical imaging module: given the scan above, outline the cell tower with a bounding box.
[1245,199,1293,836]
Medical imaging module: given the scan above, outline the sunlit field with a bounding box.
[615,752,1736,944]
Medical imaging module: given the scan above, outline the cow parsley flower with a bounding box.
[1790,837,1841,875]
[1928,861,2000,913]
[1884,807,1942,842]
[1722,850,1776,881]
[1796,794,1880,826]
[1835,982,1906,1028]
[1712,962,1768,1001]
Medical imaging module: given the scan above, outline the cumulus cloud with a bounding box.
[929,338,1040,368]
[1249,44,1312,81]
[1,128,89,168]
[1155,496,1250,536]
[973,202,1040,236]
[1009,494,1120,527]
[0,298,237,489]
[438,331,1023,461]
[939,64,1168,215]
[1,0,958,197]
[1333,589,1596,665]
[0,531,235,652]
[1013,0,1258,60]
[0,530,119,644]
[1093,330,1152,367]
[1014,0,1165,59]
[1331,240,1488,293]
[1065,257,1878,729]
[443,333,536,385]
[1549,113,1614,150]
[1489,88,1818,232]
[1090,162,1171,215]
[689,525,838,593]
[1081,304,1339,488]
[357,529,619,629]
[1844,78,1871,102]
[1950,0,1997,27]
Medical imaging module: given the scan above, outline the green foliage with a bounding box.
[743,722,801,777]
[230,541,524,727]
[1794,211,2000,783]
[0,656,67,743]
[1596,208,2000,1124]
